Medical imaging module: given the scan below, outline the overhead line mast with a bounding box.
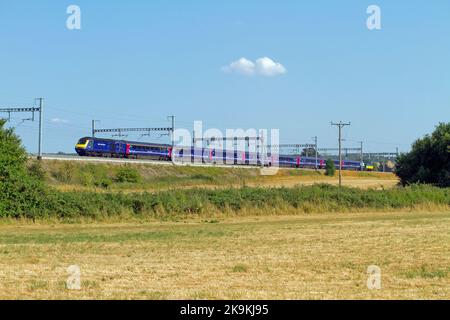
[312,136,318,170]
[331,121,351,187]
[167,115,175,151]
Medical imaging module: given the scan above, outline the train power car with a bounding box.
[75,137,172,160]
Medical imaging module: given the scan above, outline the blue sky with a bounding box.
[0,0,449,153]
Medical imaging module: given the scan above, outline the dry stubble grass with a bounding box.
[0,210,449,300]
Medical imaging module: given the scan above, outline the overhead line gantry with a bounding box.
[0,98,44,160]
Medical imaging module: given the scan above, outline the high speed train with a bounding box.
[75,137,364,170]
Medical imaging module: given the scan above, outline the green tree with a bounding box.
[301,147,319,157]
[325,159,336,176]
[396,123,450,187]
[0,120,49,217]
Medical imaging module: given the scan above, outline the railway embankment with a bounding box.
[37,159,397,192]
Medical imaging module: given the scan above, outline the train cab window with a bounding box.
[78,138,88,144]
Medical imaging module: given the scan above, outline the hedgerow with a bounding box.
[35,184,450,220]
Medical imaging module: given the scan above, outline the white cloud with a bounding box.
[255,57,287,76]
[51,118,69,124]
[221,57,255,76]
[222,57,286,77]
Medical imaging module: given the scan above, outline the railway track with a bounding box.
[37,154,174,166]
[30,154,394,176]
[33,154,273,170]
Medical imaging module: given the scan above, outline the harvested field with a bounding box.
[1,211,449,299]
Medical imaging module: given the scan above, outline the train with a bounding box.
[75,136,364,170]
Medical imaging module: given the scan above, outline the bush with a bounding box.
[0,120,50,218]
[396,123,450,187]
[27,161,46,181]
[325,159,336,176]
[115,166,141,183]
[94,178,112,189]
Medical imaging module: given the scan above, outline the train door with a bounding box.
[114,142,123,157]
